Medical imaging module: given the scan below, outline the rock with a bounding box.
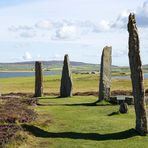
[128,13,147,135]
[119,102,128,113]
[91,71,98,74]
[109,96,134,105]
[34,61,43,97]
[109,97,117,104]
[60,54,73,97]
[125,97,134,105]
[98,46,112,101]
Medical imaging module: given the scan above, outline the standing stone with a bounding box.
[128,13,147,135]
[60,54,73,97]
[34,61,43,97]
[98,46,112,101]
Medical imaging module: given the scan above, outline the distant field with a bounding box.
[0,74,128,94]
[1,73,148,94]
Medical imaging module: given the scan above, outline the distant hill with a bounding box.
[0,61,100,71]
[142,64,148,69]
[3,60,148,72]
[0,60,97,66]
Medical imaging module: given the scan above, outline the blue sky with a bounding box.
[0,0,148,66]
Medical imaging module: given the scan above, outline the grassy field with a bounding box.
[0,74,133,94]
[2,73,148,94]
[7,96,148,148]
[1,74,148,147]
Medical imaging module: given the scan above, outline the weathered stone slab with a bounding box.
[60,54,73,97]
[128,13,147,135]
[34,61,43,97]
[109,96,134,105]
[99,46,112,101]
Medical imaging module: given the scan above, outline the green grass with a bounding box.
[1,73,148,94]
[7,96,148,148]
[2,73,148,147]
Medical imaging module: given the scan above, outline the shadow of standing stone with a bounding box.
[128,13,147,135]
[60,54,73,97]
[34,61,43,97]
[98,46,112,101]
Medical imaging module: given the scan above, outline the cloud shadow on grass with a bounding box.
[22,124,138,141]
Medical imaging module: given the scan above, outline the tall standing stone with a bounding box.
[34,61,43,97]
[128,13,147,135]
[98,46,112,101]
[60,54,73,97]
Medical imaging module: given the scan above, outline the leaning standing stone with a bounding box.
[60,54,73,97]
[128,13,147,135]
[98,46,112,101]
[34,61,43,97]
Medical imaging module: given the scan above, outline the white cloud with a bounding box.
[53,25,79,40]
[93,20,111,32]
[20,31,36,38]
[8,25,18,32]
[111,0,148,29]
[136,0,148,27]
[35,20,53,29]
[36,54,42,61]
[23,52,32,60]
[17,25,33,30]
[137,0,148,17]
[113,49,127,58]
[52,54,62,60]
[8,25,33,32]
[111,10,131,29]
[8,0,148,42]
[95,1,148,30]
[14,42,31,48]
[37,54,41,59]
[8,25,36,39]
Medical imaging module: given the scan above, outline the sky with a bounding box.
[0,0,148,66]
